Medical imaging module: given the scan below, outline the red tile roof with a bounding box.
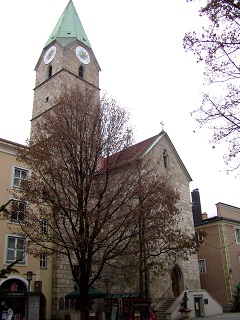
[102,134,161,170]
[0,137,26,148]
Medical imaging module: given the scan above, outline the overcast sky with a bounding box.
[1,0,239,217]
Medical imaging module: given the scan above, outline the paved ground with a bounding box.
[196,313,240,319]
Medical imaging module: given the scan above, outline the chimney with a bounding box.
[202,212,208,220]
[191,188,203,226]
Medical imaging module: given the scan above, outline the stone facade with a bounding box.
[123,134,200,306]
[32,40,100,135]
[51,255,74,317]
[47,131,201,316]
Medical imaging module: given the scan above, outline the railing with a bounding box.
[152,286,172,309]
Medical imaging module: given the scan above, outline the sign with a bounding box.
[111,306,117,320]
[1,280,26,297]
[118,298,123,313]
[34,281,42,293]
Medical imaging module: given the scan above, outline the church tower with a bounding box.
[30,2,101,316]
[31,0,101,137]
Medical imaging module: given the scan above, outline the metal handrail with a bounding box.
[152,286,172,308]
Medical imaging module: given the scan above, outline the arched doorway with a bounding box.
[0,278,27,319]
[171,265,183,297]
[39,292,47,320]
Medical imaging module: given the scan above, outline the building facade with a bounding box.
[0,1,203,319]
[193,191,240,311]
[0,138,53,320]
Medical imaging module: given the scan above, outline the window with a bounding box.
[163,149,170,169]
[195,230,204,242]
[48,65,52,78]
[78,66,83,78]
[6,236,26,264]
[10,200,27,222]
[13,167,29,188]
[40,254,47,268]
[235,228,240,243]
[40,219,48,233]
[73,265,80,280]
[198,259,206,274]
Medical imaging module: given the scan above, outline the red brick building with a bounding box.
[193,189,240,311]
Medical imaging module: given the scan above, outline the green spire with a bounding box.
[44,0,91,49]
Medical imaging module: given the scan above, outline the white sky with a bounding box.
[1,0,239,217]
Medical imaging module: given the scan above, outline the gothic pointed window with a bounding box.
[78,66,84,78]
[48,65,53,78]
[163,149,170,169]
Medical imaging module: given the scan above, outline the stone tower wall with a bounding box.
[32,39,100,318]
[35,42,99,88]
[32,41,100,134]
[51,254,75,318]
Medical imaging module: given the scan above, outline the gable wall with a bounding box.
[216,203,240,220]
[197,219,240,309]
[142,136,200,299]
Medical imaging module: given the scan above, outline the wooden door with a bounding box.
[171,268,180,297]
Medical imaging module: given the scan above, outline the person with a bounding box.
[179,292,188,310]
[6,308,14,320]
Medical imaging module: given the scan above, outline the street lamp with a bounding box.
[104,278,109,298]
[23,271,36,320]
[103,278,109,320]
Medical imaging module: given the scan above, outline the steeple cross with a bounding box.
[160,121,164,131]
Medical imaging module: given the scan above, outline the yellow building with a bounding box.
[0,138,53,320]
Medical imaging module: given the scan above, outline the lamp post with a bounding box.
[104,278,109,320]
[23,271,36,320]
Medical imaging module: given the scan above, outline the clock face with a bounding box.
[75,46,90,64]
[44,46,56,64]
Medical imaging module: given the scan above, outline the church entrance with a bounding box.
[171,265,183,297]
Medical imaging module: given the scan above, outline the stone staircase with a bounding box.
[157,297,176,320]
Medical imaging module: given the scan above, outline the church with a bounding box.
[0,1,222,320]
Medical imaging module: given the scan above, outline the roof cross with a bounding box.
[160,121,164,131]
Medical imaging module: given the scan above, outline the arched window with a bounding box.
[163,149,170,169]
[48,65,53,78]
[78,66,83,78]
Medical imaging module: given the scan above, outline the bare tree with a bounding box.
[103,168,202,300]
[0,200,11,214]
[0,260,20,279]
[137,175,200,299]
[11,89,201,317]
[184,0,240,172]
